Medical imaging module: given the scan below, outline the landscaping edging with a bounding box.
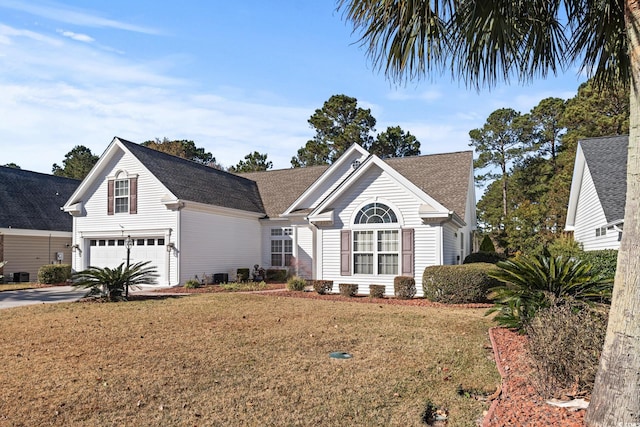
[483,327,506,427]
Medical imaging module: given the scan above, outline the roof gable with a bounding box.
[237,149,473,219]
[118,139,265,214]
[0,166,79,231]
[579,135,628,223]
[66,138,265,215]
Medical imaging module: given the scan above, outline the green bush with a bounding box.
[423,263,499,304]
[479,235,496,252]
[369,284,386,298]
[463,251,506,264]
[339,283,358,297]
[526,303,608,398]
[487,252,613,330]
[236,268,250,282]
[309,280,333,295]
[286,276,307,291]
[38,264,72,284]
[266,268,288,282]
[575,250,618,280]
[184,278,202,289]
[394,276,416,299]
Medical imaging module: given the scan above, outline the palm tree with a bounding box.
[73,261,158,301]
[337,1,638,425]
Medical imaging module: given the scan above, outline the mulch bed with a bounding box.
[484,327,585,427]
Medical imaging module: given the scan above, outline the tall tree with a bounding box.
[370,126,421,158]
[339,1,637,424]
[526,97,566,171]
[229,151,273,173]
[142,138,217,166]
[52,145,98,180]
[469,108,526,223]
[291,94,376,167]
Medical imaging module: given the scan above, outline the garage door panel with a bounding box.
[87,237,165,283]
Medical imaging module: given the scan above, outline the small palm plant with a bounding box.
[486,251,612,331]
[73,261,158,301]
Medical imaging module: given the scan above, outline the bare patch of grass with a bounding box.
[0,293,498,426]
[0,283,48,292]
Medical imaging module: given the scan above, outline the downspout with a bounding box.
[438,226,444,265]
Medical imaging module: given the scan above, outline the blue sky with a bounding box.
[0,0,586,174]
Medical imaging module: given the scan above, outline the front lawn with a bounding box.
[0,283,48,292]
[0,293,499,426]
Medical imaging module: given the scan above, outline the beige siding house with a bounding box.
[0,166,79,282]
[65,138,476,295]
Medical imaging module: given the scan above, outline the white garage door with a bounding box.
[87,237,166,283]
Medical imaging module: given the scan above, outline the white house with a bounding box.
[565,135,627,251]
[0,166,79,282]
[64,137,476,296]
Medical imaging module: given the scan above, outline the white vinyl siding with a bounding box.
[180,208,261,283]
[318,166,440,296]
[573,164,621,251]
[71,149,178,285]
[295,225,314,279]
[442,224,459,265]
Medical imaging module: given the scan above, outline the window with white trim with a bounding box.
[114,179,129,213]
[353,202,399,275]
[270,227,293,267]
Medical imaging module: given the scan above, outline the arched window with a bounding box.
[354,202,397,224]
[352,202,399,275]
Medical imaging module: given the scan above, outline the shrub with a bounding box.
[266,268,288,282]
[394,276,416,299]
[463,251,506,264]
[236,268,250,282]
[546,235,582,258]
[479,235,496,252]
[38,264,72,284]
[73,261,158,301]
[423,263,499,304]
[526,303,608,398]
[486,251,613,330]
[286,276,307,291]
[309,280,333,295]
[184,278,202,289]
[575,250,618,280]
[339,283,358,297]
[369,284,386,298]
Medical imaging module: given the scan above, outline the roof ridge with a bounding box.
[0,165,82,183]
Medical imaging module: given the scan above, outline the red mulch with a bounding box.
[147,285,587,426]
[484,328,585,427]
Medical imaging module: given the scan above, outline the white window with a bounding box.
[271,227,293,267]
[114,179,129,213]
[353,202,399,275]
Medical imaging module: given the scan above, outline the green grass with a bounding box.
[0,293,499,426]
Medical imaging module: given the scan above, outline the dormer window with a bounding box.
[107,172,137,215]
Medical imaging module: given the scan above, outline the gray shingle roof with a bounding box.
[580,135,628,222]
[385,151,472,219]
[238,151,473,218]
[238,165,328,218]
[118,139,265,215]
[0,166,80,232]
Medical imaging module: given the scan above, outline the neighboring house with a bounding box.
[0,166,80,282]
[63,137,476,296]
[565,135,627,251]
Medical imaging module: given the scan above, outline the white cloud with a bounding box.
[387,88,443,102]
[57,29,94,43]
[0,0,160,34]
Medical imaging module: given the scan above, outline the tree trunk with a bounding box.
[586,1,640,424]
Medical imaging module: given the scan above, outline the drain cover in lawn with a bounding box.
[329,352,352,359]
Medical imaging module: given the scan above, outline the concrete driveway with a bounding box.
[0,286,89,309]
